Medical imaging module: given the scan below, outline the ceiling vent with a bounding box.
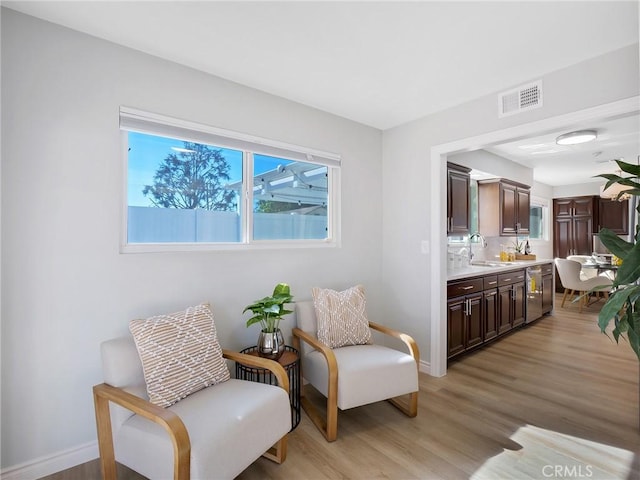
[498,80,543,118]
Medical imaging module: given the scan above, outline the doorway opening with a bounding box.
[428,96,640,377]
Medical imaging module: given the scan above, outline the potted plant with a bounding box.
[596,159,640,362]
[243,283,294,359]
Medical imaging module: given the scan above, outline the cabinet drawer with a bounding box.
[447,278,483,297]
[483,275,498,290]
[498,270,525,286]
[541,263,553,276]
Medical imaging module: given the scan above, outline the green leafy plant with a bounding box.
[513,240,524,253]
[596,159,640,361]
[243,283,294,333]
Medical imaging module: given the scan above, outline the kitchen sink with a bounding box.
[470,260,516,267]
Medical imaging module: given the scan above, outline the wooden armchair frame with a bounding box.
[93,350,289,480]
[292,322,419,442]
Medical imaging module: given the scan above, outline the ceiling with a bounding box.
[3,1,640,186]
[487,112,640,186]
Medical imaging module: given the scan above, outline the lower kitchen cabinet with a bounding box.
[497,270,526,333]
[447,292,482,358]
[483,274,499,341]
[448,268,526,360]
[497,285,514,335]
[446,278,484,359]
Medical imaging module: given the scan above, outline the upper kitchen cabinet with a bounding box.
[553,196,597,257]
[447,163,471,234]
[598,198,628,235]
[554,196,595,218]
[552,196,629,258]
[478,179,530,236]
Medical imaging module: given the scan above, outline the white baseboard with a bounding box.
[419,359,431,376]
[0,441,98,480]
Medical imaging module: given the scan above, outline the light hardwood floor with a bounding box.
[42,294,639,480]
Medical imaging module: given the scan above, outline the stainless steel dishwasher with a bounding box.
[526,265,543,323]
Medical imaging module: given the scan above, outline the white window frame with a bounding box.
[120,107,341,253]
[529,195,550,242]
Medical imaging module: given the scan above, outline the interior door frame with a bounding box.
[429,96,639,377]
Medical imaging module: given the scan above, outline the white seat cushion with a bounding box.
[114,379,291,480]
[303,344,418,410]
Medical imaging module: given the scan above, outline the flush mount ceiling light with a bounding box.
[555,129,598,145]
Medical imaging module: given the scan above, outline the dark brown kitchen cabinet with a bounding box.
[447,163,471,234]
[447,278,483,359]
[448,270,526,360]
[478,179,530,236]
[446,293,482,358]
[483,282,499,342]
[447,297,466,358]
[553,196,597,258]
[598,198,628,235]
[497,270,526,334]
[555,196,595,218]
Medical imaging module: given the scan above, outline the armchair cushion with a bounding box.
[114,378,291,480]
[129,303,230,407]
[303,344,419,410]
[312,285,372,348]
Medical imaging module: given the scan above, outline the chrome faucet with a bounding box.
[468,232,487,263]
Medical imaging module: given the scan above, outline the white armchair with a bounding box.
[293,300,419,442]
[93,336,291,480]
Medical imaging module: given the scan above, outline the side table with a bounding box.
[236,345,301,430]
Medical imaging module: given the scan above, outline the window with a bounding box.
[121,107,340,252]
[529,196,549,240]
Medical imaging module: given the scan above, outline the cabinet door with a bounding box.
[554,198,574,218]
[512,282,526,328]
[573,216,594,255]
[448,169,470,234]
[573,197,594,216]
[598,199,628,235]
[516,188,530,234]
[483,289,498,341]
[500,183,517,235]
[554,217,573,257]
[542,274,553,314]
[497,285,513,335]
[466,293,483,348]
[447,297,466,358]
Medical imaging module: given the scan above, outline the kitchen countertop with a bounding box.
[447,259,554,282]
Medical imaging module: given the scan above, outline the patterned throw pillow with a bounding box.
[129,303,230,407]
[312,285,373,349]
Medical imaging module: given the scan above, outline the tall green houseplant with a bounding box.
[597,159,640,361]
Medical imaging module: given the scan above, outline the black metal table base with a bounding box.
[236,345,301,430]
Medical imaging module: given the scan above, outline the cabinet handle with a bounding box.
[511,286,516,300]
[487,281,497,285]
[460,285,474,290]
[516,275,524,280]
[467,299,471,316]
[503,278,512,282]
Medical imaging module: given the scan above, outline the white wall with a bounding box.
[382,43,639,372]
[0,10,382,472]
[448,149,534,187]
[553,182,603,198]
